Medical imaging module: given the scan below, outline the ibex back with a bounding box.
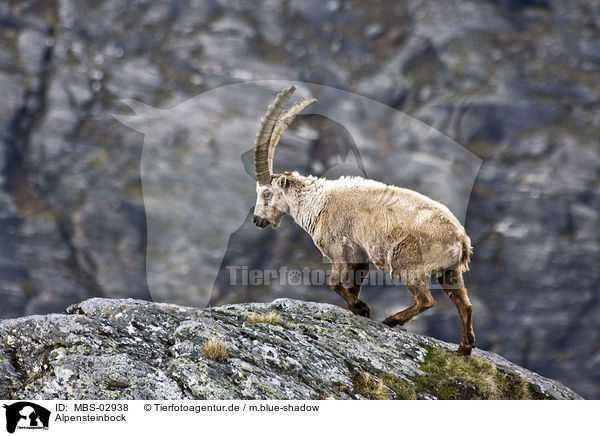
[252,86,475,355]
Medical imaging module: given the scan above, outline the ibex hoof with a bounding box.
[382,316,403,328]
[457,344,473,355]
[350,300,371,318]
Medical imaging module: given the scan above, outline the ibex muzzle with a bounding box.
[251,86,475,355]
[252,215,269,228]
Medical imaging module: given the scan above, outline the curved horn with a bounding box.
[254,86,296,185]
[267,97,317,173]
[254,86,317,185]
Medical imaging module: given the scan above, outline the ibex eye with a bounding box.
[263,190,273,200]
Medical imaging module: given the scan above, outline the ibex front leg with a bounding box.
[329,262,371,318]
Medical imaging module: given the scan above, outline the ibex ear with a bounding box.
[277,175,290,189]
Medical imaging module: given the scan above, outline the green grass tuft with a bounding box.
[414,346,541,400]
[351,372,389,400]
[245,311,282,325]
[202,338,230,361]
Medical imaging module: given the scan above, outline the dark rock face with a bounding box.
[0,1,598,398]
[0,298,581,400]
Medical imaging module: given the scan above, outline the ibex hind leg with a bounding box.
[437,269,475,355]
[382,234,435,327]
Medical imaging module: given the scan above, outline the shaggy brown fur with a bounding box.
[253,87,476,355]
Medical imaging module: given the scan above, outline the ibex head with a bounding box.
[253,86,316,229]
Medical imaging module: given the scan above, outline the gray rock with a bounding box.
[0,298,581,400]
[364,24,386,40]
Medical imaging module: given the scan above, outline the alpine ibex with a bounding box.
[252,86,475,355]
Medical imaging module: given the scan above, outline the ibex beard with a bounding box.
[252,86,475,355]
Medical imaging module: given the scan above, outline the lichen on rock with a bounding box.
[0,298,581,400]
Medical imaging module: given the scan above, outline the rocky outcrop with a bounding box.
[0,298,581,400]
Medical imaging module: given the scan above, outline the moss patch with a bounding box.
[107,380,129,390]
[380,373,417,400]
[332,381,353,396]
[414,346,543,400]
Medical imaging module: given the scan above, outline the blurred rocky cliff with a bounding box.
[0,0,598,398]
